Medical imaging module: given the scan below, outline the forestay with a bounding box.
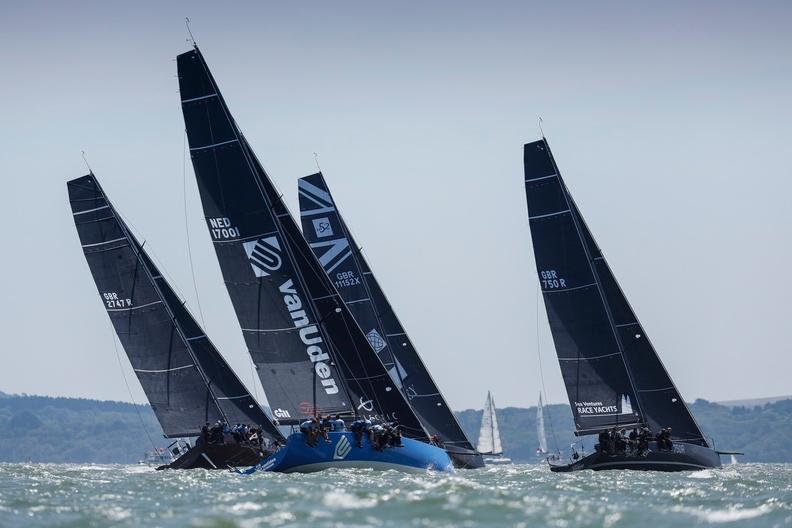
[68,174,283,444]
[177,46,428,439]
[523,139,707,445]
[298,172,478,454]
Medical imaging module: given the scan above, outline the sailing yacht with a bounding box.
[477,392,511,464]
[177,45,452,473]
[68,174,285,470]
[297,172,484,469]
[536,394,549,457]
[522,138,734,472]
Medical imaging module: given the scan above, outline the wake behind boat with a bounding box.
[522,138,728,472]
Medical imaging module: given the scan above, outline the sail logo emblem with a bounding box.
[357,397,375,412]
[273,408,291,419]
[620,395,634,415]
[365,329,387,353]
[333,435,352,460]
[242,236,282,277]
[312,217,333,238]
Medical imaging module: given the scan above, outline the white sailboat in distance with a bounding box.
[477,392,512,465]
[536,393,549,457]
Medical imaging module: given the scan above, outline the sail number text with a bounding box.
[540,270,567,289]
[335,270,361,289]
[102,292,131,309]
[208,217,240,240]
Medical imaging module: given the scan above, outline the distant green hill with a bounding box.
[0,393,789,463]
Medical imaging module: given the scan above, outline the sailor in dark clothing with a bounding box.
[596,430,610,456]
[614,429,627,455]
[628,428,638,453]
[637,426,650,455]
[318,415,331,443]
[350,417,371,448]
[659,427,673,450]
[385,422,404,447]
[300,417,319,447]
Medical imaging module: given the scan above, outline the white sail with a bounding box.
[477,391,502,455]
[537,393,548,454]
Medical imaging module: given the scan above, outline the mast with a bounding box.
[177,46,428,439]
[68,174,283,443]
[297,172,479,454]
[523,138,707,445]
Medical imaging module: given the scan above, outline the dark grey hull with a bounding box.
[549,442,721,472]
[447,449,486,469]
[156,444,270,470]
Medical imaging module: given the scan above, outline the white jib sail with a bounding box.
[478,391,502,455]
[537,393,548,454]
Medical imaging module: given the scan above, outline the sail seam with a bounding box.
[346,298,370,304]
[181,93,218,103]
[106,300,162,312]
[190,138,238,151]
[638,386,675,392]
[73,205,110,216]
[529,209,571,220]
[558,352,622,361]
[134,364,194,373]
[525,174,557,183]
[211,229,279,244]
[543,282,597,293]
[241,326,301,333]
[82,237,127,248]
[185,334,206,341]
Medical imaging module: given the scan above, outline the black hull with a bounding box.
[448,449,486,469]
[156,444,270,470]
[549,442,721,473]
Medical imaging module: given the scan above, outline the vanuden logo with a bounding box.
[333,435,352,460]
[312,217,333,238]
[243,236,282,277]
[365,329,387,353]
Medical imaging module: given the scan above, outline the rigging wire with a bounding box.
[81,150,93,174]
[182,130,206,328]
[107,322,163,461]
[185,17,196,46]
[536,281,560,453]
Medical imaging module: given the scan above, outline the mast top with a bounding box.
[185,17,196,47]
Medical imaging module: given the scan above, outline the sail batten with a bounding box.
[178,47,427,438]
[68,174,283,444]
[523,139,707,445]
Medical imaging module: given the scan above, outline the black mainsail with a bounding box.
[297,172,481,463]
[523,139,707,445]
[177,46,427,439]
[68,174,284,444]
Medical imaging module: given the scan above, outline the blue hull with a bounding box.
[243,432,454,474]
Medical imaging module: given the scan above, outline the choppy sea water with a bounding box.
[0,463,789,527]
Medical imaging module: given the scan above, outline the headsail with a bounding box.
[68,174,284,444]
[477,392,503,455]
[536,393,548,454]
[177,46,427,439]
[297,172,479,455]
[523,139,707,445]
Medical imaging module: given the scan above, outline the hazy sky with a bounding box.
[1,1,790,411]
